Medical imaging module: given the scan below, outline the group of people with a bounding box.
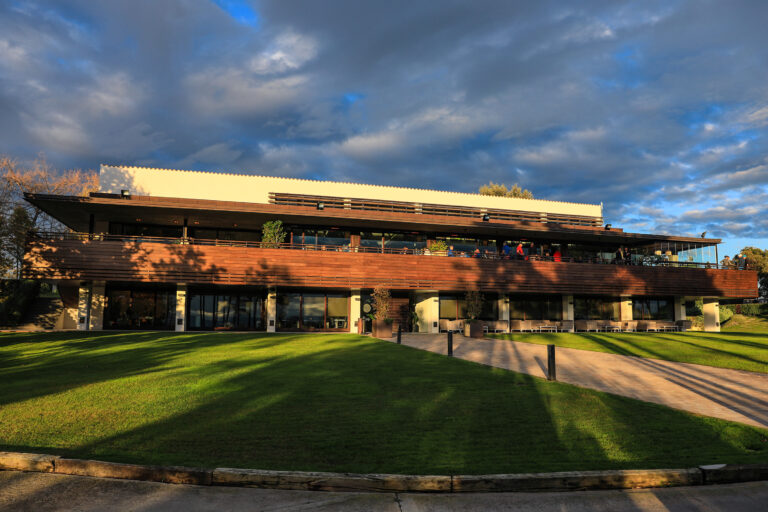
[500,242,562,261]
[721,253,749,269]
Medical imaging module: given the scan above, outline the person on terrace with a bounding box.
[553,247,562,262]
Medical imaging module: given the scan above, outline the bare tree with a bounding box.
[0,154,99,277]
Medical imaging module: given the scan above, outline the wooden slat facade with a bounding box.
[23,238,758,298]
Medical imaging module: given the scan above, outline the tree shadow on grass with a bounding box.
[3,334,766,475]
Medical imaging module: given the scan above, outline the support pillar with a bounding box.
[562,295,574,321]
[620,295,633,322]
[175,283,187,331]
[415,291,439,333]
[267,288,277,332]
[500,294,510,332]
[350,288,361,333]
[673,297,686,322]
[88,281,105,331]
[703,298,720,332]
[77,284,91,331]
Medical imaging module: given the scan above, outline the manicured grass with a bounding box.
[0,331,766,474]
[722,314,768,334]
[490,330,768,374]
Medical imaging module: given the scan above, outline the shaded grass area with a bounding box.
[490,330,768,374]
[0,331,766,474]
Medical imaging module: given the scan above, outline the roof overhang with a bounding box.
[25,193,722,246]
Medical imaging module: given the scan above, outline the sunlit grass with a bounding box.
[1,331,766,474]
[490,329,768,373]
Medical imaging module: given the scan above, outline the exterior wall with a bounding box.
[175,284,187,331]
[266,288,277,332]
[77,284,90,331]
[674,296,686,322]
[99,165,602,219]
[703,298,720,332]
[562,295,574,321]
[620,295,633,321]
[415,291,439,333]
[500,296,510,332]
[25,239,759,298]
[88,281,105,331]
[349,288,362,333]
[56,307,78,330]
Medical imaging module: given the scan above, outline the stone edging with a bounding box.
[0,452,766,493]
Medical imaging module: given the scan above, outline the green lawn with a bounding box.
[490,328,768,374]
[0,331,766,474]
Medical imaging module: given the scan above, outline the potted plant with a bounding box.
[371,287,393,338]
[463,290,485,338]
[261,220,286,248]
[429,240,448,256]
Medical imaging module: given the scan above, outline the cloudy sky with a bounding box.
[1,0,766,256]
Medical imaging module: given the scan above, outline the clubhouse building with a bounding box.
[23,165,758,333]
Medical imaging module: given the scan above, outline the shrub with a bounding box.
[722,303,768,317]
[719,306,733,325]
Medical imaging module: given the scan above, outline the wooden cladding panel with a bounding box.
[23,239,758,298]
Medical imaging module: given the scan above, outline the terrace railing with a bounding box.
[28,232,749,271]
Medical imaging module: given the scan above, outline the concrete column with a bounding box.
[266,288,277,333]
[88,281,106,331]
[500,294,510,332]
[620,295,633,321]
[350,288,361,333]
[703,298,720,332]
[77,284,91,331]
[175,283,187,331]
[562,295,574,321]
[415,291,439,333]
[673,296,686,322]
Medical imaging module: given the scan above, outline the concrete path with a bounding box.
[2,471,768,511]
[388,334,768,428]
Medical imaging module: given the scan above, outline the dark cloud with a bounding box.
[0,0,767,245]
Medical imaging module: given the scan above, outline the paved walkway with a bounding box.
[386,334,768,428]
[2,471,768,511]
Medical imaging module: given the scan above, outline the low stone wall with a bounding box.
[0,451,765,493]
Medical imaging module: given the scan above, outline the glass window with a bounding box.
[327,295,349,329]
[439,297,458,319]
[104,287,175,330]
[277,293,301,329]
[509,295,562,320]
[302,294,325,329]
[574,296,619,320]
[632,297,674,320]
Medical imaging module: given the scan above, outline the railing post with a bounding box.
[397,326,402,344]
[547,344,556,381]
[447,331,453,357]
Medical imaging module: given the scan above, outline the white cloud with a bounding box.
[249,31,318,74]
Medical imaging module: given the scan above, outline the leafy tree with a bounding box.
[371,287,391,322]
[5,206,33,279]
[260,220,286,248]
[740,246,768,297]
[479,181,534,199]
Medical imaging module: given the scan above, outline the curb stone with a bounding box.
[0,451,765,492]
[54,458,212,485]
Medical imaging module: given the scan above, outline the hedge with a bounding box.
[722,303,768,317]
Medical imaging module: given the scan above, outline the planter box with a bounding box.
[464,321,484,338]
[373,319,393,338]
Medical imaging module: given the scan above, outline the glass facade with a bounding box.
[439,294,497,320]
[633,297,674,320]
[509,294,562,320]
[574,296,620,320]
[277,292,349,330]
[187,292,266,330]
[104,286,176,330]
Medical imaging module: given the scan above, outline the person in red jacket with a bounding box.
[553,248,562,262]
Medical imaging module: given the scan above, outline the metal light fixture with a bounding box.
[121,189,131,198]
[605,223,612,230]
[317,202,325,210]
[482,214,490,222]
